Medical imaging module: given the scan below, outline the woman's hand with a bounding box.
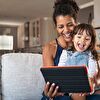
[44,82,64,99]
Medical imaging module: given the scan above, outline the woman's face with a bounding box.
[73,30,91,52]
[56,15,76,42]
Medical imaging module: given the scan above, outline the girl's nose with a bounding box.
[81,37,85,43]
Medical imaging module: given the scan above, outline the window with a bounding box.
[0,35,13,50]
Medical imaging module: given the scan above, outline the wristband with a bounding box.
[42,92,51,100]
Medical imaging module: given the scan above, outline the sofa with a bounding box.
[0,53,45,100]
[0,53,100,100]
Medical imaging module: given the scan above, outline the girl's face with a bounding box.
[73,30,91,52]
[56,15,76,42]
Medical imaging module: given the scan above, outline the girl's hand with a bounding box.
[88,77,95,95]
[71,77,95,98]
[44,82,64,99]
[77,90,94,97]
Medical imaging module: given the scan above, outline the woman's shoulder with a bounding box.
[42,39,57,57]
[43,40,57,51]
[42,40,57,66]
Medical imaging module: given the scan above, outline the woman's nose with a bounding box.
[63,27,71,33]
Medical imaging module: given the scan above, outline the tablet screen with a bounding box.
[40,66,92,93]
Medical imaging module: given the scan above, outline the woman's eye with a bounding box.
[67,24,74,27]
[57,25,64,29]
[58,26,63,29]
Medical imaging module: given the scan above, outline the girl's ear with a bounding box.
[72,37,74,42]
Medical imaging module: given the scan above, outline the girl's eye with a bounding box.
[85,38,90,41]
[77,36,81,38]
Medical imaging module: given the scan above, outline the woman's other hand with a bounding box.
[44,82,64,98]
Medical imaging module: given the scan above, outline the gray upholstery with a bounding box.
[1,53,45,100]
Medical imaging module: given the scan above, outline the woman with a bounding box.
[43,0,79,66]
[42,0,79,99]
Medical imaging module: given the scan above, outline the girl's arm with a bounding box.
[88,57,98,78]
[88,57,98,93]
[58,50,68,66]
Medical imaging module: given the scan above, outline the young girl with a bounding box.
[58,23,99,100]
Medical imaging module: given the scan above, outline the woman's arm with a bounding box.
[42,43,64,99]
[42,44,54,66]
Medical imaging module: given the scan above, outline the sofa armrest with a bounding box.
[1,53,45,100]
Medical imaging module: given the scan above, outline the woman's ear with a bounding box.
[77,22,80,25]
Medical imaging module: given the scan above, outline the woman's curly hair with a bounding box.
[53,0,79,25]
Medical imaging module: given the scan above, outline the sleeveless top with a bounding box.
[54,39,64,66]
[58,50,98,78]
[65,51,89,66]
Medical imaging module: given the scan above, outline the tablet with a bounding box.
[40,66,92,93]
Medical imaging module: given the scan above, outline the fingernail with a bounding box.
[56,86,59,89]
[52,83,55,86]
[47,82,50,84]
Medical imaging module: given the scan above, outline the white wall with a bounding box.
[94,0,100,26]
[40,17,57,45]
[78,6,94,24]
[17,24,25,48]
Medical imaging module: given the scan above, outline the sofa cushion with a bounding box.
[1,53,45,100]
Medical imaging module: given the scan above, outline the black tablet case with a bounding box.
[40,66,92,93]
